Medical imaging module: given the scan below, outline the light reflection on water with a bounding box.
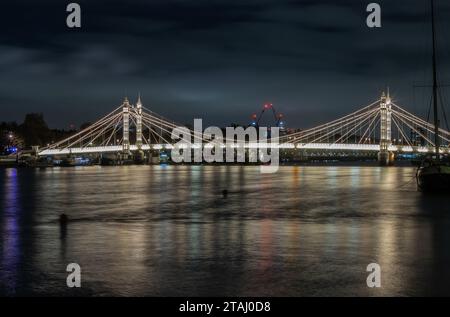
[0,165,450,296]
[1,168,20,293]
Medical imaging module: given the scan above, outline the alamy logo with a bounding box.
[65,3,380,30]
[171,119,280,173]
[366,263,381,288]
[66,263,81,288]
[366,3,381,28]
[66,3,81,28]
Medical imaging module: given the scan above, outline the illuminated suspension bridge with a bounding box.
[37,92,450,164]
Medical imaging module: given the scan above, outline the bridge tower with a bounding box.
[378,91,394,165]
[136,94,143,150]
[122,97,131,154]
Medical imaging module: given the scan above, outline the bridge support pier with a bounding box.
[136,95,143,150]
[378,91,394,166]
[122,97,131,156]
[378,151,395,166]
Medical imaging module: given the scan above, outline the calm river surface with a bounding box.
[1,165,450,296]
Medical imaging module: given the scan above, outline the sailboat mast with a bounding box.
[431,0,440,158]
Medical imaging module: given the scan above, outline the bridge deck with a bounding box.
[37,143,449,156]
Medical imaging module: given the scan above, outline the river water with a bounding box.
[1,165,450,296]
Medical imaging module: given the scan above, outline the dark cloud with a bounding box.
[0,0,449,129]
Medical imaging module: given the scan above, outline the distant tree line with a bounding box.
[0,113,82,152]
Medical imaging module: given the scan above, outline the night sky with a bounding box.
[1,0,449,129]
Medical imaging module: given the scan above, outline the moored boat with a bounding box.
[417,156,450,192]
[416,0,450,193]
